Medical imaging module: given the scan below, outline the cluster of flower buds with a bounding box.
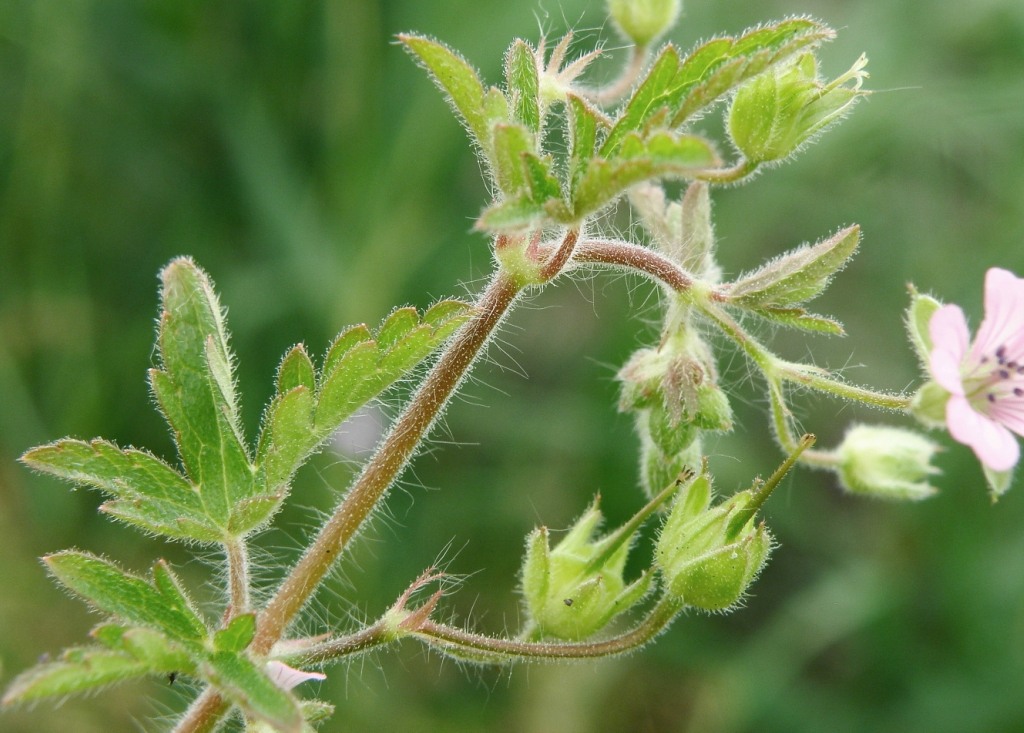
[618,327,733,495]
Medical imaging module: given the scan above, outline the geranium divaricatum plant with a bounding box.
[4,1,1017,730]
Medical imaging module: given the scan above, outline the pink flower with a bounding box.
[929,268,1024,472]
[264,660,326,691]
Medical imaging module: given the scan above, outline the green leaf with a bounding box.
[671,19,832,126]
[151,258,252,528]
[399,34,490,153]
[45,552,207,642]
[20,439,205,525]
[505,39,541,132]
[476,195,546,233]
[203,652,305,733]
[601,45,682,157]
[214,613,257,652]
[748,306,846,335]
[92,624,194,670]
[573,132,719,219]
[246,301,473,536]
[492,123,533,196]
[601,19,832,156]
[314,340,379,431]
[566,94,600,197]
[321,324,373,383]
[277,345,316,394]
[2,646,164,705]
[727,225,860,308]
[522,152,563,203]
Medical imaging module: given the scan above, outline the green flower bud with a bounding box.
[655,471,774,612]
[618,339,732,432]
[608,0,683,48]
[836,424,940,501]
[728,52,868,164]
[521,501,651,640]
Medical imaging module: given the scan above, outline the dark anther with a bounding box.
[988,393,997,402]
[1000,369,1011,379]
[1015,387,1024,397]
[996,345,1007,363]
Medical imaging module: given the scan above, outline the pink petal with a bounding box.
[990,397,1024,437]
[972,268,1024,360]
[928,304,971,394]
[265,660,326,691]
[947,395,1020,471]
[929,347,966,395]
[929,304,970,360]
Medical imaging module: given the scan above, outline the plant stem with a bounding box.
[414,594,683,661]
[588,45,650,107]
[171,688,230,733]
[571,238,698,293]
[224,537,250,615]
[251,271,523,656]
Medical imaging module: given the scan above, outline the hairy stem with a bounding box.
[571,238,698,293]
[588,45,650,107]
[172,688,230,733]
[224,538,251,615]
[251,271,523,655]
[415,594,683,661]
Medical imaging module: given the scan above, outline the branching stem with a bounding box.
[414,593,683,661]
[251,270,523,655]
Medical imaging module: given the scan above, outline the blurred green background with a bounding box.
[2,0,1023,731]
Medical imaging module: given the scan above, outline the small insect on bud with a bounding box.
[520,499,654,640]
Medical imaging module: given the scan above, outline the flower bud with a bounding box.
[521,501,650,640]
[655,470,774,612]
[835,424,940,501]
[728,52,868,164]
[608,0,682,48]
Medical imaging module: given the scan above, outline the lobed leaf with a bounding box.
[21,439,202,515]
[727,225,860,308]
[248,300,474,535]
[573,132,719,220]
[152,259,253,528]
[45,552,207,643]
[602,19,832,156]
[399,34,490,154]
[1,646,172,706]
[746,306,846,335]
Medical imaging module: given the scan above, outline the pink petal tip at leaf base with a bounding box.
[265,660,326,691]
[929,268,1024,472]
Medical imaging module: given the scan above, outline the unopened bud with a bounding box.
[521,501,650,640]
[608,0,683,48]
[836,424,940,501]
[729,53,868,164]
[655,471,773,611]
